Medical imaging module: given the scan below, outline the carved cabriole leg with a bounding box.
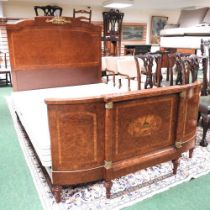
[200,117,209,147]
[197,112,201,124]
[189,148,194,158]
[104,180,113,199]
[52,185,62,203]
[200,115,209,147]
[172,158,179,175]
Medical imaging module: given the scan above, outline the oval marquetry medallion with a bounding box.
[128,115,162,137]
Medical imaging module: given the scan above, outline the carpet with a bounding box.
[7,97,210,210]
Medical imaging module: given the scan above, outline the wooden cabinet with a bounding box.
[102,9,124,56]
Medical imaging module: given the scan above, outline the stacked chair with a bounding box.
[198,96,210,146]
[34,5,63,16]
[135,53,162,89]
[102,54,160,91]
[198,39,210,146]
[102,52,210,146]
[0,51,12,86]
[73,8,92,22]
[102,56,120,87]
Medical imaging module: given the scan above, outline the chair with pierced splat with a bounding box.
[0,51,12,86]
[198,96,210,146]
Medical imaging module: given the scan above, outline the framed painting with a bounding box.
[150,16,168,44]
[122,24,146,41]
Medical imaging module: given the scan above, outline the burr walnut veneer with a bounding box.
[7,17,201,202]
[45,82,200,201]
[7,16,101,91]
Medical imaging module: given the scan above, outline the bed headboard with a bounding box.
[7,17,102,91]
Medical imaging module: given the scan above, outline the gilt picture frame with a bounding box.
[150,16,168,44]
[122,24,146,41]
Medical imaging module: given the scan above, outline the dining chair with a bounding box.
[0,51,12,86]
[34,5,63,16]
[73,9,92,22]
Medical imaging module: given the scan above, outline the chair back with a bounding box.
[104,56,120,74]
[34,5,63,16]
[175,54,204,87]
[73,9,92,22]
[135,54,156,89]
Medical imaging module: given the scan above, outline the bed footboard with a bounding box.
[46,81,201,201]
[103,81,200,197]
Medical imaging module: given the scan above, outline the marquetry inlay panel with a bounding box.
[112,95,178,161]
[128,115,162,137]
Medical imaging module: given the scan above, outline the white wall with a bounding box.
[121,9,180,44]
[0,2,4,17]
[2,2,180,44]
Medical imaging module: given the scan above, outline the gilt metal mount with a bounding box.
[175,141,182,148]
[179,91,186,98]
[46,16,71,25]
[105,102,113,109]
[175,139,192,148]
[104,160,112,169]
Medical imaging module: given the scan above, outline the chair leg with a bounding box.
[200,115,209,147]
[8,72,12,86]
[6,72,8,85]
[169,67,173,86]
[113,75,116,87]
[197,112,201,124]
[127,77,131,91]
[166,66,169,81]
[106,75,109,83]
[118,78,122,89]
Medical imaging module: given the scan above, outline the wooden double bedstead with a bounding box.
[7,17,201,202]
